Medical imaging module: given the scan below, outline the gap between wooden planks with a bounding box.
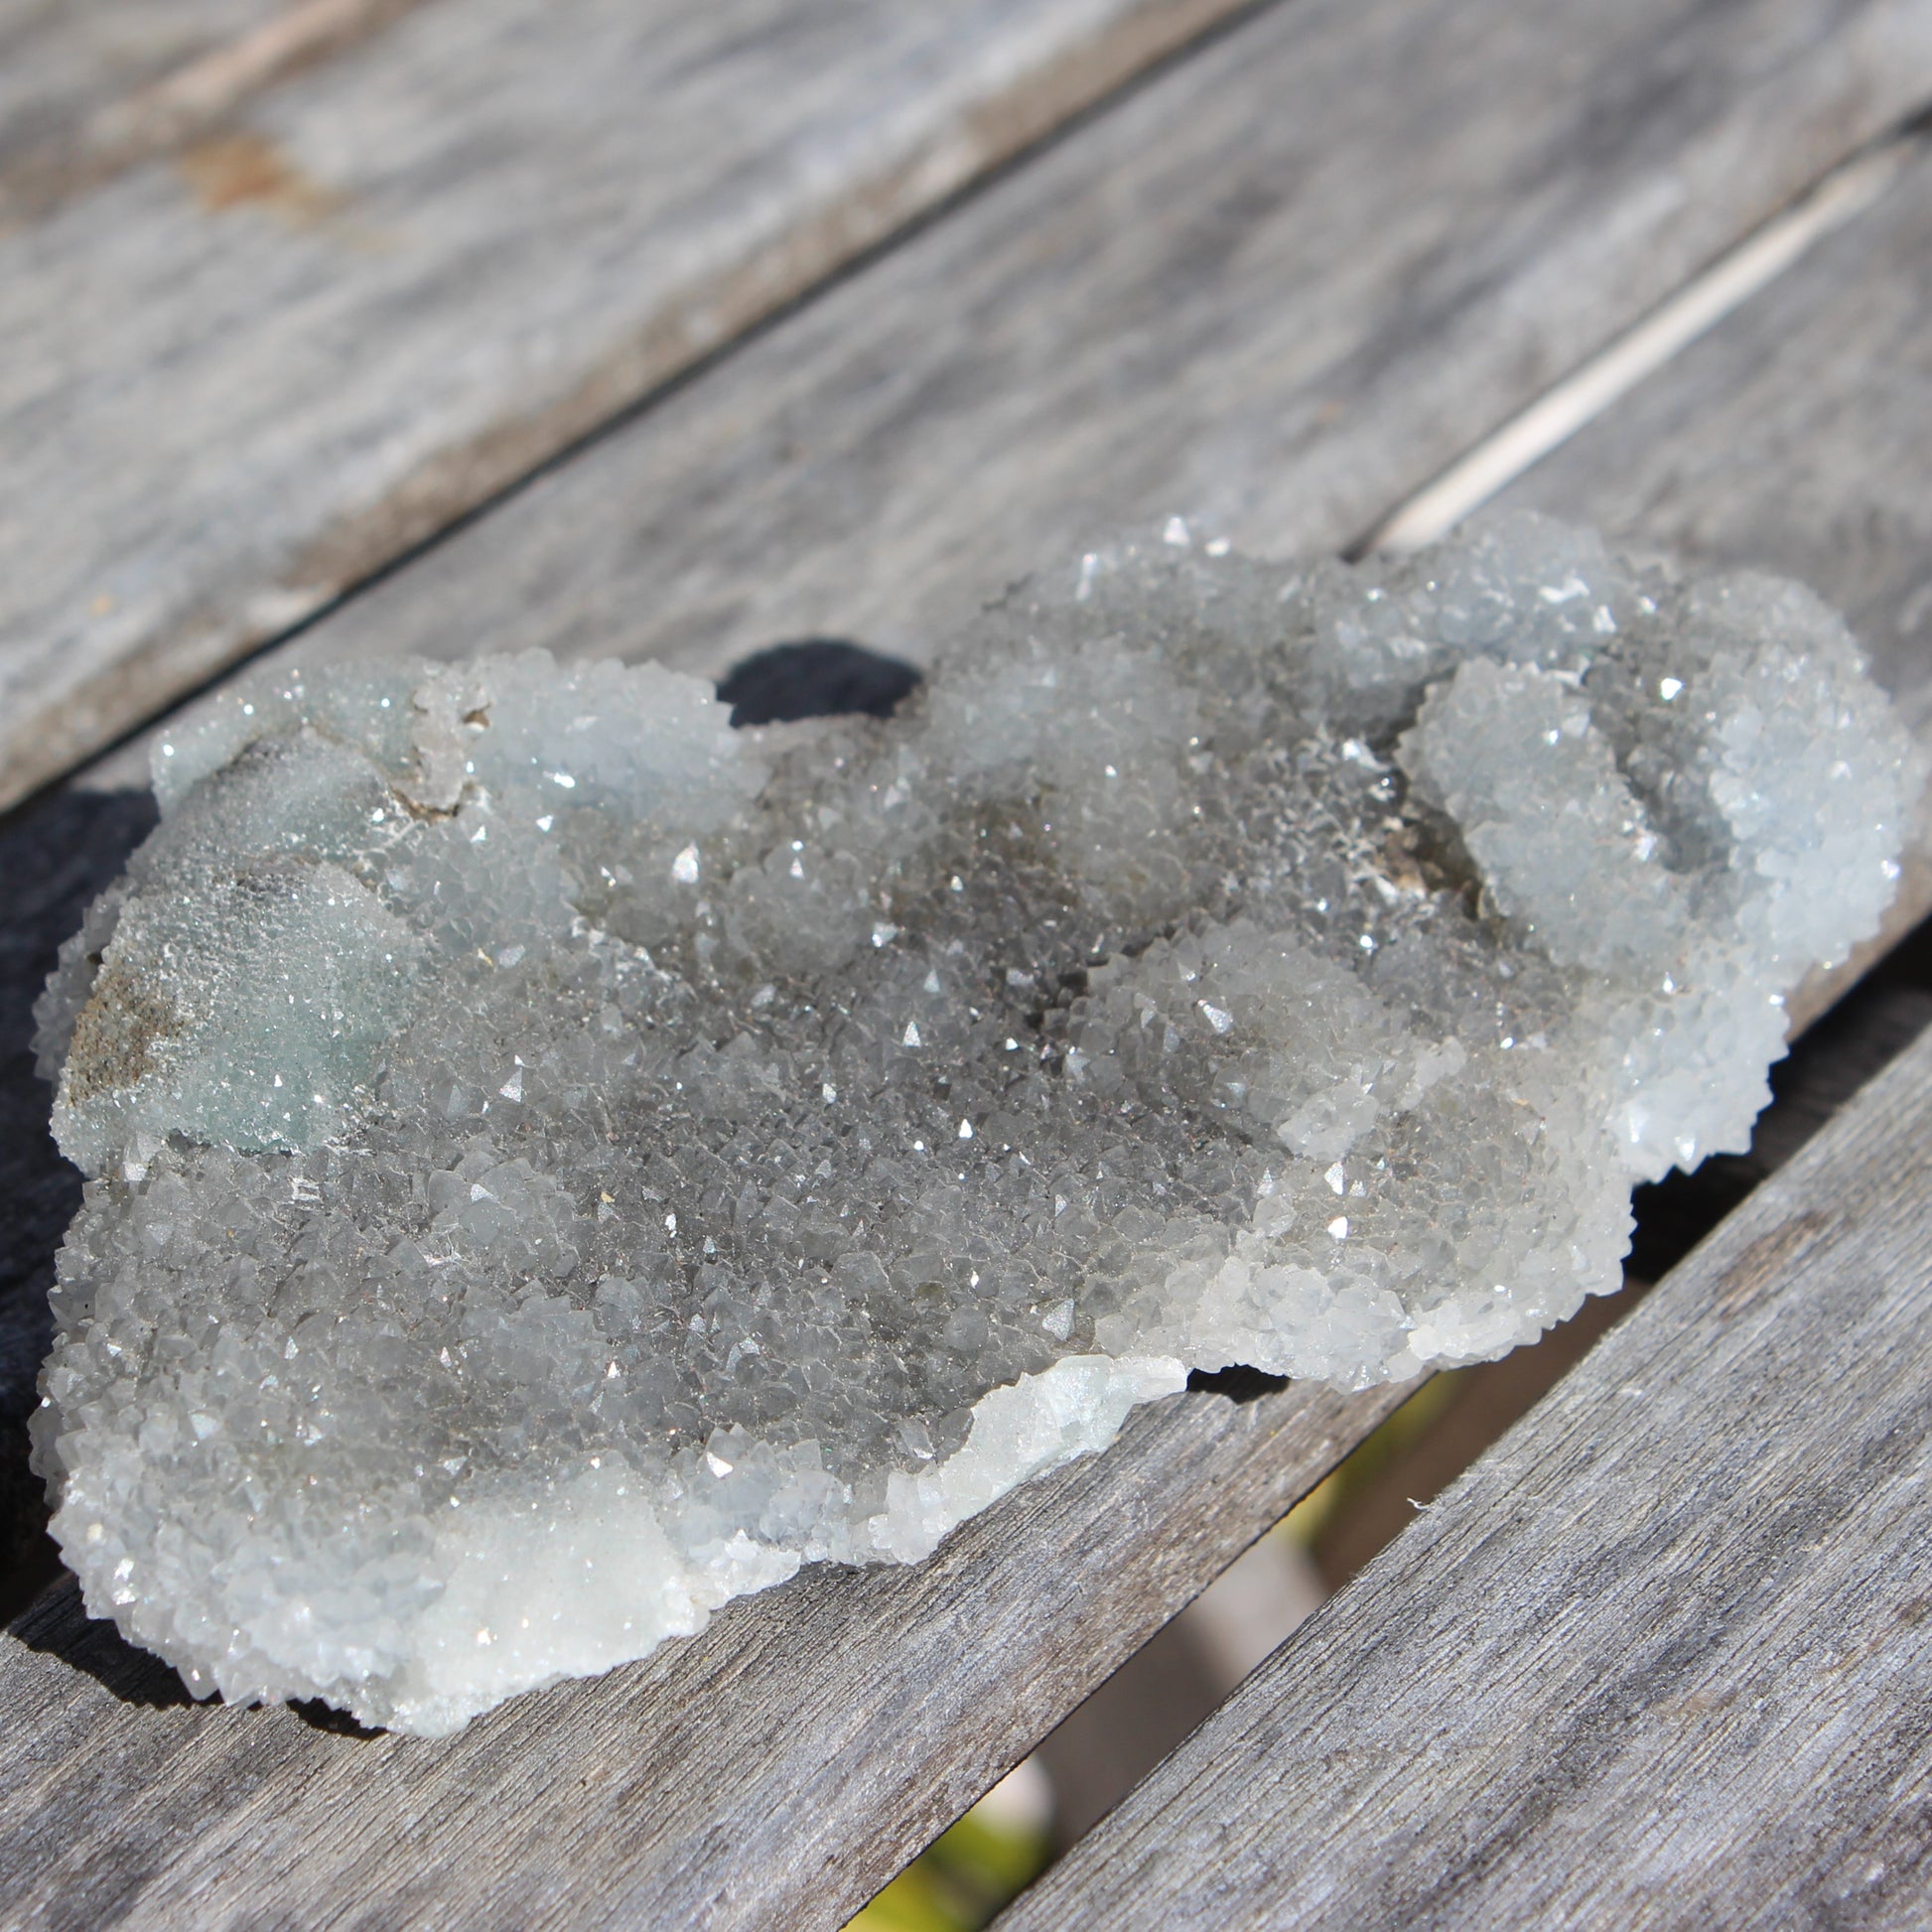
[984,131,1932,1923]
[996,979,1932,1932]
[4,1,1932,1927]
[995,109,1932,1932]
[0,0,1270,815]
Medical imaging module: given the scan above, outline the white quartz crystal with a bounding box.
[32,515,1919,1733]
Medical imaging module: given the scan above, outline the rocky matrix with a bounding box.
[32,516,1919,1734]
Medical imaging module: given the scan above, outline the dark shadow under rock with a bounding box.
[1186,1364,1291,1404]
[0,788,159,1622]
[716,637,922,727]
[9,1576,192,1709]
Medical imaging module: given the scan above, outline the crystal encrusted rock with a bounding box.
[32,515,1919,1733]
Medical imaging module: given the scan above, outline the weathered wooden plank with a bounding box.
[1311,970,1932,1588]
[1034,950,1931,1858]
[76,0,1932,993]
[995,999,1932,1932]
[157,0,1932,722]
[0,0,292,187]
[0,1,441,228]
[1493,146,1932,735]
[0,1377,1405,1930]
[5,9,1931,1929]
[0,0,1262,813]
[995,133,1932,1932]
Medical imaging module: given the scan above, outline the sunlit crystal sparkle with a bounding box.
[31,515,1917,1733]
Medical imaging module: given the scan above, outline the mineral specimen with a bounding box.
[32,515,1919,1733]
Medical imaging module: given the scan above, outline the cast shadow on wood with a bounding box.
[0,790,204,1712]
[1,788,159,1626]
[10,1577,193,1710]
[12,1573,389,1732]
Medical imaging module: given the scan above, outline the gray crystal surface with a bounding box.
[32,515,1919,1733]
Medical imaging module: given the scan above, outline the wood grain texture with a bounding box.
[0,0,431,226]
[998,135,1932,1932]
[1316,969,1932,1589]
[996,1031,1932,1932]
[159,0,1932,718]
[0,0,1259,813]
[0,1376,1406,1931]
[0,0,291,185]
[1499,142,1932,733]
[5,5,1931,1926]
[82,0,1930,991]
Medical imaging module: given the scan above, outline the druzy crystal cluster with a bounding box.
[32,515,1917,1733]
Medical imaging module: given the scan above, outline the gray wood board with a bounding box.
[5,6,1932,1928]
[77,0,1931,1015]
[1046,961,1931,1834]
[1496,132,1932,735]
[999,141,1932,1931]
[124,0,1932,725]
[0,1375,1408,1931]
[0,0,291,183]
[996,978,1932,1932]
[0,0,1257,811]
